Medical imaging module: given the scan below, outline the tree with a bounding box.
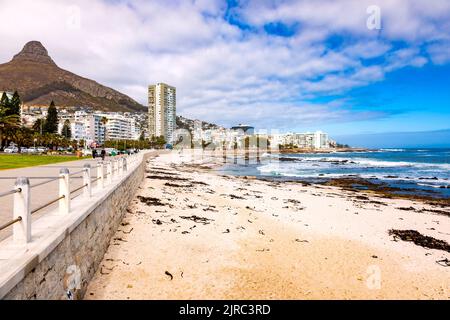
[9,91,21,116]
[44,101,58,134]
[156,136,166,148]
[139,130,145,141]
[0,92,20,150]
[11,127,33,153]
[32,118,45,135]
[61,119,72,139]
[0,92,9,110]
[101,117,108,144]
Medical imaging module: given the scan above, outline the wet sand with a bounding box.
[85,151,450,299]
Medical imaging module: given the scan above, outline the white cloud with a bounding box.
[0,0,448,131]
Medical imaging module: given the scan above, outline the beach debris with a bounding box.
[137,196,168,207]
[395,206,450,217]
[436,259,450,267]
[371,255,378,259]
[146,175,190,181]
[121,222,130,226]
[203,205,218,212]
[147,170,180,176]
[223,229,230,234]
[259,230,265,235]
[100,265,116,275]
[182,231,190,234]
[165,271,174,280]
[256,248,270,252]
[113,237,127,242]
[165,182,193,188]
[388,229,450,253]
[179,215,214,225]
[119,228,134,234]
[187,204,197,209]
[295,239,309,243]
[152,219,163,225]
[285,199,302,205]
[191,181,209,186]
[229,194,246,200]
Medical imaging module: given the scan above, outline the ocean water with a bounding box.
[218,148,450,198]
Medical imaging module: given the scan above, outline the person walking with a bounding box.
[92,149,97,159]
[101,149,106,161]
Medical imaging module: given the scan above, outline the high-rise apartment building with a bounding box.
[148,83,176,143]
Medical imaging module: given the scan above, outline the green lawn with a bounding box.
[0,154,86,170]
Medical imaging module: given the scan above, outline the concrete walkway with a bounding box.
[0,156,112,241]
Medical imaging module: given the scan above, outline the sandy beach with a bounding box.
[85,151,450,300]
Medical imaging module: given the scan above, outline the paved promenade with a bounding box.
[0,156,108,241]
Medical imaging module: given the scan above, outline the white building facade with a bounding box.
[148,83,176,143]
[271,131,330,149]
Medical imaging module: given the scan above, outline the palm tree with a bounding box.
[0,109,20,150]
[101,117,108,146]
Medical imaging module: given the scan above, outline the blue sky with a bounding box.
[1,0,449,147]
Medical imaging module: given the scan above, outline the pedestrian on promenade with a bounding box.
[92,149,97,159]
[101,149,106,161]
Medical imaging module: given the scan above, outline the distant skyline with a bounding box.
[0,0,449,147]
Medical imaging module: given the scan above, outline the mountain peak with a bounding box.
[12,41,56,65]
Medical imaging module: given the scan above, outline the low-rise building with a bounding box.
[270,131,330,149]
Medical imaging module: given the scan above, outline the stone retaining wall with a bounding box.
[3,153,152,300]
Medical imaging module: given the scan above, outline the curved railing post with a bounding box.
[123,157,127,173]
[118,157,123,176]
[106,161,112,185]
[111,160,116,180]
[13,177,31,243]
[59,168,70,215]
[83,164,92,197]
[97,161,104,189]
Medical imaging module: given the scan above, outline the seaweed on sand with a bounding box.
[179,215,214,225]
[146,175,190,181]
[137,196,168,207]
[388,229,450,253]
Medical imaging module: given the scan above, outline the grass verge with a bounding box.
[0,154,86,170]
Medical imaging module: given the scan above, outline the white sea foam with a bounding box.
[378,148,406,152]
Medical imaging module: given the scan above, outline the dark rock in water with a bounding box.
[384,175,399,179]
[278,157,300,162]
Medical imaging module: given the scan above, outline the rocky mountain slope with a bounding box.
[0,41,146,112]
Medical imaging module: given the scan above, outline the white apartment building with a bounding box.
[97,112,138,141]
[148,83,176,143]
[74,111,105,146]
[271,131,330,149]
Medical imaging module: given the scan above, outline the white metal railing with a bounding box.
[0,153,141,244]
